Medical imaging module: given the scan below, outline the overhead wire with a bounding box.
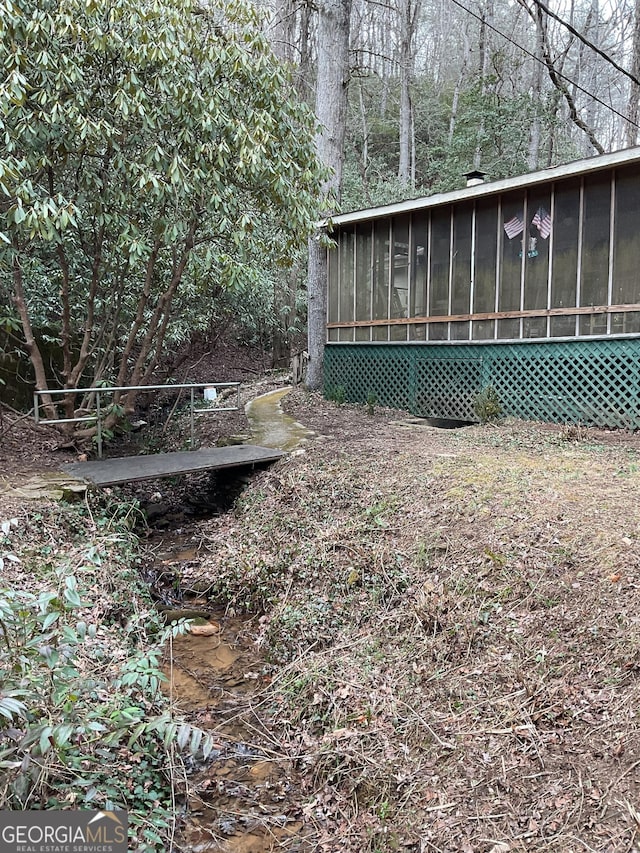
[447,0,639,130]
[529,0,640,88]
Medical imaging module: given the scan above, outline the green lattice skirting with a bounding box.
[324,338,640,429]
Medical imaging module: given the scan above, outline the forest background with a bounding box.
[2,0,640,410]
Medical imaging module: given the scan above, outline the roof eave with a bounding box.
[323,146,640,228]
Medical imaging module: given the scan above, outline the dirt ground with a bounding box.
[3,373,640,853]
[188,387,640,853]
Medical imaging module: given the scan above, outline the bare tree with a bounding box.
[520,0,605,154]
[397,0,422,185]
[527,13,545,169]
[473,0,493,169]
[626,0,640,146]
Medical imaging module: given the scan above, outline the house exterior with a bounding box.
[323,147,640,428]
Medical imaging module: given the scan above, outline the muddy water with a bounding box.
[157,388,310,852]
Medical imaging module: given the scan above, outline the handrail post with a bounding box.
[33,392,39,424]
[96,392,103,459]
[190,388,195,449]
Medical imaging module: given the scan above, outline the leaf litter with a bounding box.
[4,385,640,852]
[174,388,640,853]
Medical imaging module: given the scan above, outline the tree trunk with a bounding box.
[526,1,604,155]
[11,252,56,420]
[271,0,295,63]
[120,224,196,414]
[358,78,369,171]
[398,0,421,186]
[305,0,352,391]
[626,0,640,147]
[527,16,545,170]
[448,26,471,145]
[473,1,493,170]
[297,1,313,102]
[271,0,312,368]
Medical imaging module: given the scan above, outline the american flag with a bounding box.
[532,206,552,239]
[503,214,524,239]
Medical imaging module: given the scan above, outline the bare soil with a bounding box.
[3,377,640,853]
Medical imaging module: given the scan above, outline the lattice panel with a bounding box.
[324,349,412,411]
[414,357,483,420]
[488,343,640,429]
[324,339,640,429]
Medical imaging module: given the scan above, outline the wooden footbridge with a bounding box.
[33,381,288,487]
[62,445,285,487]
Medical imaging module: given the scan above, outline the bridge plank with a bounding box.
[62,445,285,486]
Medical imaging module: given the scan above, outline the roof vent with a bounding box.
[464,169,486,187]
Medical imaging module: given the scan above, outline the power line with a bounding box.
[530,0,640,89]
[447,0,639,130]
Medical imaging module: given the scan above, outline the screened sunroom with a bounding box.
[324,147,640,429]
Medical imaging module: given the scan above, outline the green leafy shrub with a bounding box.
[325,384,346,405]
[473,385,503,424]
[0,504,213,851]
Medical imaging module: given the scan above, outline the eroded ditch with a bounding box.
[144,389,313,852]
[150,539,305,853]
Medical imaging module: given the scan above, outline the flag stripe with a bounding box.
[532,206,552,239]
[504,215,524,239]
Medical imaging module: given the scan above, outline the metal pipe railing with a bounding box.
[33,382,241,458]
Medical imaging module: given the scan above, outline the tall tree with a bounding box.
[269,0,314,367]
[520,0,605,155]
[527,11,546,169]
[397,0,422,185]
[472,0,493,170]
[626,0,640,146]
[305,0,352,391]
